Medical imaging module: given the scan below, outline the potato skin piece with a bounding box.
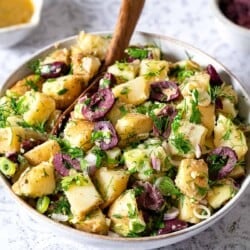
[63,119,94,151]
[12,162,56,198]
[24,140,61,166]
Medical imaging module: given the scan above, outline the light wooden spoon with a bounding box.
[52,0,145,135]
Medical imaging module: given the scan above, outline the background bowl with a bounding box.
[211,0,250,52]
[0,31,249,250]
[0,0,43,49]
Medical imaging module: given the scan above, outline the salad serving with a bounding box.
[0,31,248,237]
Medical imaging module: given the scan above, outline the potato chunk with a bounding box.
[42,48,70,65]
[22,91,56,125]
[73,208,109,235]
[62,174,103,220]
[108,61,140,84]
[12,162,55,198]
[207,179,237,209]
[115,113,153,146]
[63,119,94,151]
[94,167,130,208]
[24,140,60,165]
[0,126,45,154]
[9,74,43,96]
[42,75,83,110]
[108,189,146,236]
[175,159,209,201]
[112,76,150,105]
[214,114,248,159]
[77,31,111,60]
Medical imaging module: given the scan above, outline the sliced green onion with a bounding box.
[0,157,17,177]
[36,196,50,214]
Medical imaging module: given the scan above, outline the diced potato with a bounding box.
[217,98,237,119]
[108,61,140,83]
[178,195,201,224]
[42,48,70,65]
[63,119,94,151]
[172,60,201,71]
[180,72,211,106]
[22,91,56,125]
[139,59,169,82]
[207,179,237,209]
[112,76,150,105]
[175,159,209,201]
[0,126,45,154]
[77,31,111,60]
[9,74,43,96]
[73,208,109,235]
[24,140,60,165]
[63,174,103,220]
[45,109,62,132]
[106,100,133,126]
[219,84,238,104]
[214,114,248,159]
[12,162,55,198]
[94,167,130,208]
[198,104,215,136]
[115,113,153,146]
[6,115,24,127]
[228,165,245,179]
[168,120,208,158]
[71,47,101,83]
[42,75,83,110]
[108,189,146,236]
[146,47,161,60]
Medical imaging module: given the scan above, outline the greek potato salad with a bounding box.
[0,32,248,237]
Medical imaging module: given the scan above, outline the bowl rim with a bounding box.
[211,0,250,36]
[0,0,43,33]
[0,30,249,243]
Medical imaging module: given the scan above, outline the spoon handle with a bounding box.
[104,0,145,68]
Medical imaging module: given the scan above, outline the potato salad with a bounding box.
[0,31,248,237]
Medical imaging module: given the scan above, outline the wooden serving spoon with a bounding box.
[51,0,145,135]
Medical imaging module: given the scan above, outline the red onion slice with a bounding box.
[206,64,223,86]
[150,81,180,102]
[163,207,179,221]
[81,88,115,121]
[158,219,188,235]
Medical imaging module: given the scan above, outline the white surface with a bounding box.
[0,0,250,249]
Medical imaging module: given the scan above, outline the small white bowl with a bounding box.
[0,0,43,49]
[211,0,250,51]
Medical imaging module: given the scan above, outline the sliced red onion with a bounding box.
[207,146,238,179]
[134,181,165,212]
[52,153,81,176]
[151,156,161,172]
[163,207,179,221]
[150,81,180,102]
[152,105,177,139]
[5,152,18,163]
[93,121,118,150]
[158,219,188,235]
[40,61,69,79]
[99,72,116,89]
[81,88,115,121]
[206,64,223,86]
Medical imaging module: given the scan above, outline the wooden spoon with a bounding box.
[51,0,145,135]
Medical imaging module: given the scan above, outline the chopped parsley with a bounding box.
[119,105,128,116]
[120,86,130,95]
[91,147,107,167]
[51,196,71,215]
[190,89,201,124]
[155,176,181,196]
[126,47,149,60]
[207,154,228,179]
[170,133,192,154]
[28,59,41,74]
[61,173,88,191]
[25,78,39,91]
[57,88,68,95]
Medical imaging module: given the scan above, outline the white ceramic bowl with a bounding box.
[0,31,250,250]
[211,0,250,51]
[0,0,43,49]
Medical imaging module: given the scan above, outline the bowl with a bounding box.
[211,0,250,51]
[0,0,43,49]
[0,31,249,250]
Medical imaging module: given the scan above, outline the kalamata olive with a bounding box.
[206,146,238,179]
[99,72,116,89]
[40,61,69,79]
[81,88,115,121]
[206,64,223,86]
[215,97,223,109]
[152,105,177,138]
[20,139,43,153]
[93,121,118,150]
[150,81,180,102]
[5,152,18,163]
[134,181,165,212]
[158,219,188,235]
[53,153,81,176]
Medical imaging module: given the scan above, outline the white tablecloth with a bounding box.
[0,1,249,249]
